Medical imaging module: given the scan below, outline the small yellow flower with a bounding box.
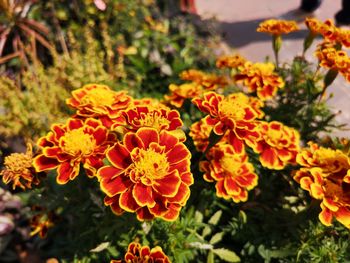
[257,19,299,35]
[0,144,39,190]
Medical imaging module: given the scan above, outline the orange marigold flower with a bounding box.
[66,84,132,128]
[315,43,350,80]
[200,143,258,203]
[189,119,213,152]
[0,143,39,190]
[98,128,193,221]
[192,92,262,154]
[33,118,115,184]
[216,54,246,69]
[111,242,171,263]
[294,143,350,228]
[111,106,185,141]
[235,62,285,100]
[252,121,300,170]
[257,19,299,35]
[180,69,228,89]
[164,83,202,108]
[30,212,55,238]
[305,17,324,35]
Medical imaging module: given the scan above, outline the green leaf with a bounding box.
[202,225,212,238]
[210,232,224,245]
[213,248,241,262]
[90,242,110,253]
[208,210,222,225]
[207,251,215,263]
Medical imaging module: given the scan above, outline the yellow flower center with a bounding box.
[62,128,96,156]
[4,152,32,173]
[218,99,246,120]
[134,148,169,181]
[81,87,116,107]
[139,112,170,131]
[220,156,241,175]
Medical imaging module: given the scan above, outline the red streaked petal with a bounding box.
[136,128,159,148]
[166,144,190,164]
[132,183,156,207]
[33,155,59,172]
[98,166,130,197]
[136,207,155,221]
[153,170,181,197]
[107,143,131,169]
[119,189,140,212]
[124,132,144,152]
[57,162,80,184]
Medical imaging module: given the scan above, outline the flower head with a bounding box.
[200,143,258,202]
[1,144,39,190]
[294,143,350,228]
[257,19,299,35]
[66,84,132,128]
[235,62,285,100]
[180,69,228,89]
[111,242,171,263]
[252,121,300,170]
[189,119,213,152]
[192,92,262,153]
[112,106,184,141]
[164,83,202,108]
[33,118,115,184]
[216,54,247,69]
[98,128,193,221]
[30,212,55,238]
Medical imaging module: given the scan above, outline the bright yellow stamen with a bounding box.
[62,128,96,156]
[139,112,170,131]
[81,87,115,106]
[134,148,169,181]
[219,99,246,120]
[220,156,241,175]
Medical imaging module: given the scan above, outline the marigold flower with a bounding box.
[315,43,350,81]
[30,212,55,238]
[200,143,258,202]
[33,118,115,184]
[0,144,39,190]
[66,84,132,128]
[252,121,300,170]
[133,97,169,110]
[235,62,285,100]
[98,128,193,221]
[164,83,202,108]
[111,106,185,141]
[257,19,299,35]
[189,119,213,152]
[216,54,246,69]
[111,242,171,263]
[180,69,228,89]
[192,92,262,154]
[294,143,350,228]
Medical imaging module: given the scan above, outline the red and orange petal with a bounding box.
[164,83,203,108]
[180,69,228,89]
[66,84,132,127]
[216,54,246,69]
[98,127,193,221]
[200,143,258,203]
[33,118,115,184]
[112,242,171,263]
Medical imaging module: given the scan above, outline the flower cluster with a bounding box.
[257,19,299,35]
[111,242,170,263]
[235,62,285,100]
[294,142,350,228]
[0,143,39,190]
